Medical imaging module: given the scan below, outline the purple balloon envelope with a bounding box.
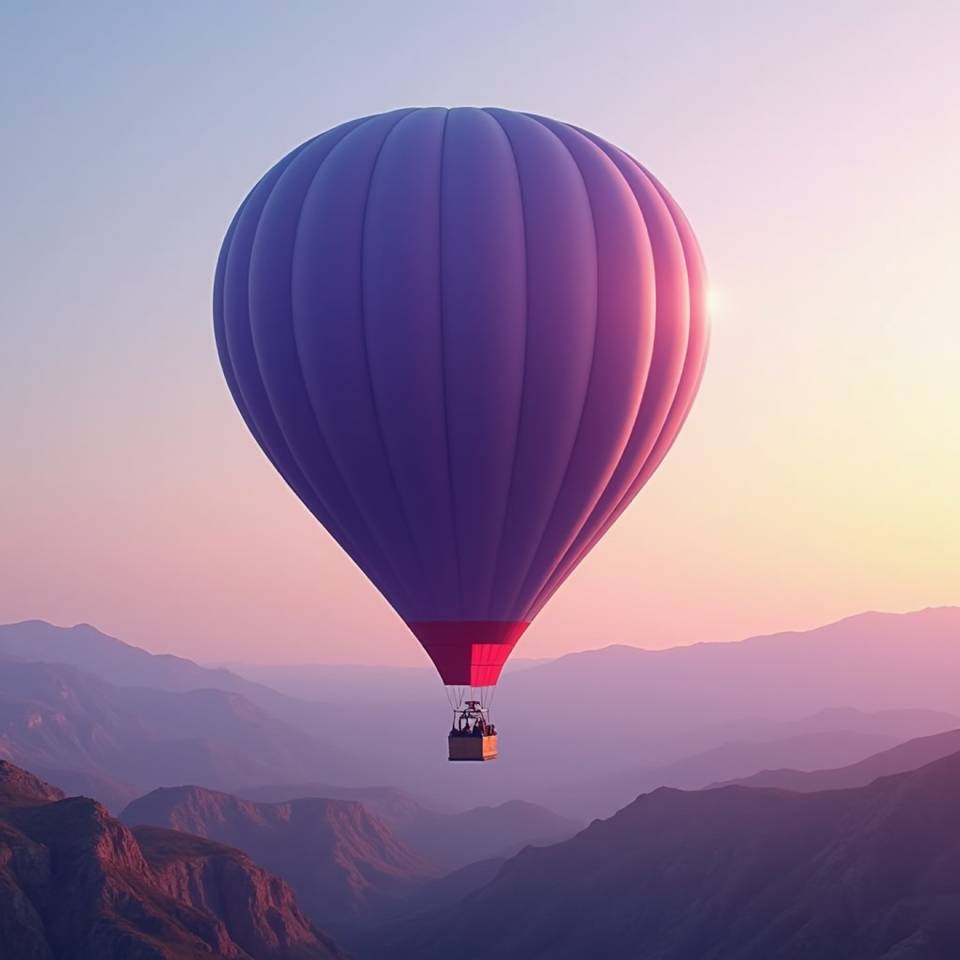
[214,107,709,686]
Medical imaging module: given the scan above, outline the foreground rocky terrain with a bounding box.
[6,739,960,959]
[0,761,343,960]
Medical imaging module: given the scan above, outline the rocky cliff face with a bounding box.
[0,762,343,959]
[137,825,342,960]
[0,760,65,805]
[121,784,435,928]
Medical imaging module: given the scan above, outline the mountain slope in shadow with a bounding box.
[374,750,960,960]
[551,727,900,819]
[720,726,960,792]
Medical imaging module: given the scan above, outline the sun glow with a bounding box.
[705,285,727,322]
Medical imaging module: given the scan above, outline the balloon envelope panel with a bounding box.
[214,107,708,685]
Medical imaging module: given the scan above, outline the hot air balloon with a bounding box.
[214,107,708,761]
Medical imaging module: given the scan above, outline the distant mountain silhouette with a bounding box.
[541,706,960,819]
[0,659,357,797]
[377,750,960,959]
[4,608,959,809]
[0,619,279,698]
[0,761,343,959]
[393,855,507,916]
[720,726,960,792]
[240,781,442,824]
[239,782,580,870]
[700,704,960,744]
[502,607,960,740]
[0,619,324,726]
[413,799,581,866]
[0,621,444,786]
[551,728,899,819]
[465,607,960,806]
[120,785,434,933]
[236,609,960,809]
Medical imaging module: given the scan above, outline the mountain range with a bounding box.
[720,726,960,793]
[0,760,343,960]
[238,782,581,870]
[4,608,960,810]
[0,657,359,803]
[484,607,960,800]
[120,785,433,934]
[6,715,960,957]
[546,704,960,818]
[119,782,582,943]
[375,750,960,959]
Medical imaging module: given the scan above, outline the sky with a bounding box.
[1,2,958,666]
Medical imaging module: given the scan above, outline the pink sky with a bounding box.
[2,4,957,665]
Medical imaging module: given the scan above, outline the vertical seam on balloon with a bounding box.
[245,142,364,544]
[222,147,330,500]
[612,156,692,485]
[629,161,706,481]
[528,141,689,619]
[437,108,467,617]
[284,114,420,608]
[521,133,657,619]
[520,125,659,620]
[214,205,247,407]
[481,108,530,621]
[243,135,374,564]
[240,127,400,603]
[271,127,413,596]
[641,160,710,394]
[220,200,302,483]
[218,200,315,512]
[221,126,410,609]
[217,201,319,516]
[221,148,308,421]
[645,162,709,382]
[358,111,431,594]
[505,116,602,621]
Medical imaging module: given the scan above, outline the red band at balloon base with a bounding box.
[406,620,530,686]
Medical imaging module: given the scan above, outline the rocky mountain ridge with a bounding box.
[0,761,343,960]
